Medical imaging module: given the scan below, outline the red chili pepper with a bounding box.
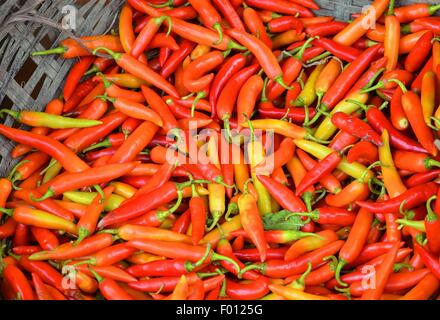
[226,29,290,89]
[28,233,113,261]
[63,78,98,112]
[160,39,195,78]
[12,246,41,255]
[268,16,303,34]
[391,3,440,23]
[243,6,272,48]
[189,193,207,246]
[393,150,440,173]
[400,89,438,156]
[357,182,437,214]
[238,188,267,262]
[366,106,427,153]
[226,276,270,300]
[411,56,433,93]
[93,47,178,97]
[127,273,201,292]
[31,273,54,300]
[412,17,440,34]
[213,0,245,31]
[425,194,440,254]
[64,56,95,100]
[256,175,306,212]
[16,256,65,292]
[241,240,344,278]
[406,169,440,188]
[334,207,373,286]
[98,180,193,228]
[3,264,35,300]
[0,218,17,239]
[413,243,440,280]
[182,50,226,93]
[0,125,89,173]
[35,162,138,201]
[313,38,361,62]
[32,35,124,59]
[306,21,347,37]
[131,16,170,58]
[331,112,383,147]
[216,238,260,280]
[30,227,59,251]
[76,186,115,243]
[346,141,378,165]
[14,189,75,221]
[127,239,240,272]
[296,149,341,195]
[405,31,433,72]
[88,268,133,300]
[321,44,382,110]
[295,151,341,196]
[216,63,260,130]
[245,0,314,17]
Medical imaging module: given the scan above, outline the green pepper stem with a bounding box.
[211,252,241,273]
[388,78,407,93]
[429,4,440,15]
[212,23,224,46]
[334,259,348,287]
[223,117,233,144]
[224,202,239,221]
[0,208,13,216]
[426,195,439,223]
[388,0,396,16]
[362,68,386,92]
[92,47,121,60]
[396,218,425,232]
[83,138,112,153]
[74,227,90,247]
[306,51,331,64]
[191,91,206,117]
[0,109,20,120]
[295,36,317,60]
[150,0,173,8]
[260,77,269,103]
[214,176,235,189]
[228,41,247,51]
[185,243,212,272]
[274,75,292,90]
[285,210,319,221]
[237,263,263,279]
[426,158,440,170]
[29,188,55,202]
[87,266,103,283]
[295,261,312,287]
[32,46,66,56]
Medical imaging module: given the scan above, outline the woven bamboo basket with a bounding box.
[0,0,436,176]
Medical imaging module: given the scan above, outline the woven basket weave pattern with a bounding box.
[0,0,437,176]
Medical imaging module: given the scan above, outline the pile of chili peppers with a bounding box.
[0,0,440,300]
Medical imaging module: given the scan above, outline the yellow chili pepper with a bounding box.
[272,30,305,49]
[379,130,407,198]
[110,182,137,199]
[191,44,211,60]
[421,71,436,125]
[313,91,369,140]
[248,134,273,215]
[295,63,325,107]
[207,135,225,231]
[315,58,342,108]
[294,139,373,183]
[201,215,242,245]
